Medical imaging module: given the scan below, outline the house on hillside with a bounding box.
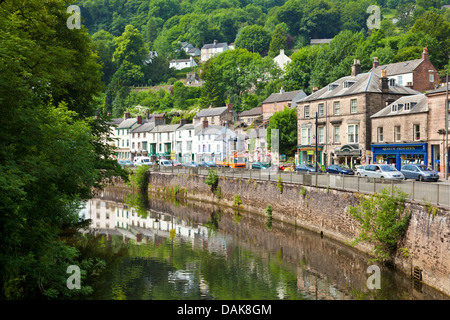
[239,107,262,127]
[273,49,291,70]
[169,56,197,70]
[370,47,439,93]
[193,104,237,127]
[296,59,420,168]
[261,88,307,121]
[201,40,229,62]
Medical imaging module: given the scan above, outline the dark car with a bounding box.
[326,165,354,175]
[294,164,322,173]
[401,164,439,182]
[197,161,209,167]
[251,162,269,169]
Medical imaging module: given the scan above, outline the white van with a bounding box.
[133,157,153,166]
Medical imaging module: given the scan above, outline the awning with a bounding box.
[334,144,361,156]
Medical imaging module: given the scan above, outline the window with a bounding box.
[318,103,324,117]
[404,102,410,111]
[377,127,384,142]
[429,74,434,82]
[394,126,401,142]
[132,142,135,149]
[389,78,396,86]
[347,124,359,143]
[304,105,310,118]
[333,126,340,143]
[351,99,357,113]
[328,84,338,91]
[397,75,403,85]
[391,104,398,112]
[333,101,340,115]
[189,130,192,137]
[318,127,324,144]
[301,127,311,145]
[414,124,420,141]
[343,81,355,88]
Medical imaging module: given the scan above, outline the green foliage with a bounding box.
[267,107,297,156]
[265,205,273,231]
[0,0,127,299]
[235,25,271,55]
[233,194,242,207]
[348,187,411,263]
[276,177,283,193]
[204,169,220,197]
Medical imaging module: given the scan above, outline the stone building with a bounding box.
[193,103,237,127]
[426,83,450,177]
[370,94,429,170]
[261,88,306,122]
[238,107,262,127]
[296,60,420,168]
[370,47,440,93]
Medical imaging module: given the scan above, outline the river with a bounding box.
[78,186,449,300]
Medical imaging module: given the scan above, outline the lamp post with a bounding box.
[315,112,319,173]
[446,72,449,180]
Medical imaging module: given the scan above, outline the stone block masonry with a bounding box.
[146,171,450,296]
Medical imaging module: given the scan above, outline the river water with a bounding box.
[78,186,449,300]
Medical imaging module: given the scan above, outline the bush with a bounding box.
[348,187,411,263]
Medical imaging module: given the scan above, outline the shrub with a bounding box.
[276,177,283,193]
[348,187,411,263]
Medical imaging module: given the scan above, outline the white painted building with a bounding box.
[175,121,195,163]
[193,122,237,163]
[201,40,229,62]
[149,124,181,160]
[169,56,197,70]
[273,49,291,70]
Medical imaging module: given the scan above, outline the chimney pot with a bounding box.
[351,59,361,77]
[422,47,429,60]
[124,112,130,119]
[380,71,389,93]
[373,57,379,69]
[312,87,319,93]
[137,115,142,124]
[180,118,188,125]
[202,119,208,129]
[214,40,218,46]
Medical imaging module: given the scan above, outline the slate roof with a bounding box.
[262,90,307,104]
[426,83,449,95]
[176,123,195,131]
[201,42,227,49]
[107,118,124,126]
[371,94,428,118]
[194,106,228,118]
[131,121,155,133]
[240,107,262,117]
[370,59,424,76]
[118,118,137,128]
[150,124,181,133]
[299,72,421,103]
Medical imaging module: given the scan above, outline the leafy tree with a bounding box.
[113,24,147,67]
[267,107,298,156]
[235,25,271,55]
[268,23,288,57]
[0,0,126,299]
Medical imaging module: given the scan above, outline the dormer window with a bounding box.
[410,102,417,108]
[343,81,355,88]
[391,104,398,112]
[328,84,339,91]
[404,102,410,111]
[389,78,396,86]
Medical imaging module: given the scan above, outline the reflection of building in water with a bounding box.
[87,199,232,254]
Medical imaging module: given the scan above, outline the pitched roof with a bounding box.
[370,59,424,76]
[262,90,307,104]
[118,118,137,128]
[240,107,262,117]
[177,123,194,131]
[310,39,332,45]
[371,94,428,118]
[201,42,227,49]
[194,106,228,118]
[150,124,181,133]
[426,83,449,95]
[299,72,421,103]
[106,118,124,126]
[131,121,155,133]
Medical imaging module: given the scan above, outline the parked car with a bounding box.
[159,160,173,166]
[283,166,295,172]
[197,161,210,167]
[401,164,439,182]
[362,164,404,180]
[326,165,354,175]
[205,161,217,167]
[294,164,321,173]
[355,165,367,176]
[134,157,153,166]
[122,160,133,166]
[171,160,182,167]
[251,162,269,169]
[183,161,198,167]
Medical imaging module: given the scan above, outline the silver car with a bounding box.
[362,164,405,180]
[401,164,439,182]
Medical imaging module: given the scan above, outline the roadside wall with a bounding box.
[144,171,450,296]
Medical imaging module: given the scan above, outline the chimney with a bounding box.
[146,109,150,120]
[312,87,319,93]
[124,112,130,119]
[280,49,285,55]
[226,103,233,112]
[380,69,389,93]
[214,40,218,46]
[202,119,208,129]
[373,57,379,69]
[137,115,142,124]
[180,118,188,125]
[406,81,413,88]
[351,59,361,77]
[422,47,429,60]
[280,87,285,94]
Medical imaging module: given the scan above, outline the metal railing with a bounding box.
[139,165,450,208]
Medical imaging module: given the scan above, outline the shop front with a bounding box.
[297,145,323,166]
[332,144,362,168]
[371,143,428,171]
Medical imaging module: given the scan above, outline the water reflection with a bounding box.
[80,186,449,300]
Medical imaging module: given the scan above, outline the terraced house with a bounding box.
[296,60,420,168]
